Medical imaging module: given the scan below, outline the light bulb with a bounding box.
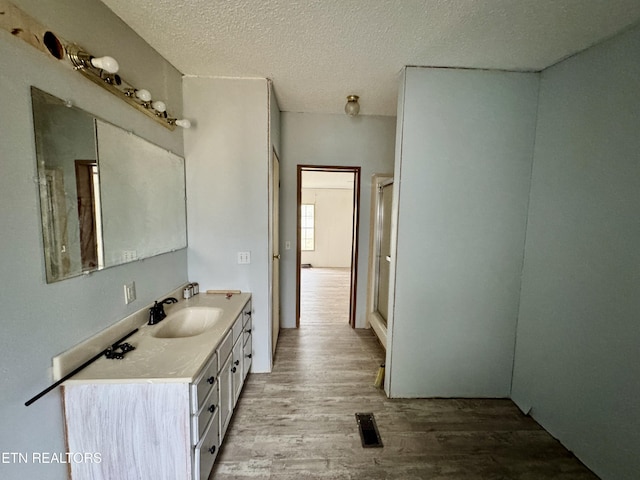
[90,56,119,74]
[175,119,191,129]
[135,89,152,102]
[152,100,166,113]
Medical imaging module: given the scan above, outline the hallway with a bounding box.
[211,324,597,479]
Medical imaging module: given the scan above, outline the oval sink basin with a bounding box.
[152,307,223,338]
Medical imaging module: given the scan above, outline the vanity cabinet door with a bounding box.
[242,308,252,378]
[242,332,252,382]
[231,336,243,407]
[194,408,220,480]
[218,352,233,441]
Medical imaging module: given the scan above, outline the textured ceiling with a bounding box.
[100,0,640,116]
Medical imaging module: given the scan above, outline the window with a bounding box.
[301,204,315,251]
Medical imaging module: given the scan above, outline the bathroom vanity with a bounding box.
[62,293,252,480]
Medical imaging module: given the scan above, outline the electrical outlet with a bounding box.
[237,251,251,264]
[124,282,136,304]
[122,250,137,262]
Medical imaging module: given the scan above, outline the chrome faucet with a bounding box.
[148,297,178,325]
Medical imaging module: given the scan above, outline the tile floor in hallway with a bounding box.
[210,268,598,479]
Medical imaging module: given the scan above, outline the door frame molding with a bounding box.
[365,175,393,349]
[268,147,280,367]
[296,165,361,328]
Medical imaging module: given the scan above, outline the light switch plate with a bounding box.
[285,241,291,250]
[124,282,136,304]
[237,252,251,264]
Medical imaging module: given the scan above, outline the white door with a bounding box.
[271,150,280,357]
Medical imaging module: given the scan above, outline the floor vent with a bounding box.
[355,412,383,448]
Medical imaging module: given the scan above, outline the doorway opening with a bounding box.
[296,165,361,328]
[74,160,103,272]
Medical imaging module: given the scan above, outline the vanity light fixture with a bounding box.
[123,88,153,108]
[0,1,192,131]
[152,100,167,116]
[101,73,122,86]
[134,88,152,103]
[345,95,360,117]
[65,45,194,130]
[168,118,192,129]
[67,44,120,74]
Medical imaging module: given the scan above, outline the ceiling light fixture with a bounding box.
[345,95,360,117]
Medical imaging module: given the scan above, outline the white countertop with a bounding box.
[64,292,251,385]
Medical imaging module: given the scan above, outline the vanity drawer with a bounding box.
[243,315,252,343]
[242,333,252,381]
[231,337,243,407]
[216,329,233,371]
[194,409,220,480]
[232,314,243,344]
[242,303,252,328]
[192,382,219,445]
[191,352,218,414]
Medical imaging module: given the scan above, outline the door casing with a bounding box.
[296,165,361,328]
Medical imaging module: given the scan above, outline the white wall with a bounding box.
[280,113,396,328]
[511,24,640,480]
[0,1,187,478]
[183,77,273,372]
[389,67,539,398]
[301,188,353,268]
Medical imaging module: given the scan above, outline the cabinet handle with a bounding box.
[245,354,252,359]
[208,404,216,413]
[245,311,251,317]
[246,329,252,334]
[208,446,216,455]
[234,360,240,366]
[231,366,237,373]
[207,376,215,385]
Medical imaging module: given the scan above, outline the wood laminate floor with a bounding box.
[300,267,351,325]
[211,269,598,479]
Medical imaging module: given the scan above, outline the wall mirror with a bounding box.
[31,87,187,283]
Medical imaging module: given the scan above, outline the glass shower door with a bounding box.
[375,181,393,323]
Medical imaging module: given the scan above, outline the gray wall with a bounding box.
[270,82,281,157]
[389,67,540,397]
[183,77,273,372]
[511,25,640,480]
[0,1,186,478]
[280,113,396,328]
